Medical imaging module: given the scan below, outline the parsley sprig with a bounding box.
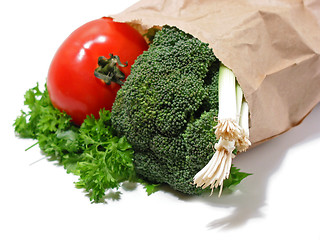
[14,83,155,202]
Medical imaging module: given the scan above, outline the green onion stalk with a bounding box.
[193,64,251,196]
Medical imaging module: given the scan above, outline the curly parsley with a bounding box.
[13,83,143,202]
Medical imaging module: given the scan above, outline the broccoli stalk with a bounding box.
[193,65,251,194]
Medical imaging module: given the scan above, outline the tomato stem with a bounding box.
[94,54,128,85]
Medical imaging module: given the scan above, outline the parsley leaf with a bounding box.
[223,165,252,189]
[14,83,138,202]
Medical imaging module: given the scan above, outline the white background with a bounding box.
[1,0,320,239]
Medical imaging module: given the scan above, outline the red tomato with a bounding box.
[47,17,148,125]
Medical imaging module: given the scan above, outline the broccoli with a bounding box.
[111,26,249,195]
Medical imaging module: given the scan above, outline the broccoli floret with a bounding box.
[111,26,248,195]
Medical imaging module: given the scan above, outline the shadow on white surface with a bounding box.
[201,103,320,229]
[159,104,320,230]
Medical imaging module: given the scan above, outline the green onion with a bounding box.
[193,64,251,195]
[236,82,243,123]
[193,137,235,196]
[236,100,251,152]
[214,64,242,141]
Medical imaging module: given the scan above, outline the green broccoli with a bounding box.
[111,26,249,195]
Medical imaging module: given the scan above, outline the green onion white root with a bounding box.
[193,64,251,195]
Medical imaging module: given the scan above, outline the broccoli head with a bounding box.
[111,26,249,195]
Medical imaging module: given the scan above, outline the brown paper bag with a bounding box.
[112,0,320,146]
